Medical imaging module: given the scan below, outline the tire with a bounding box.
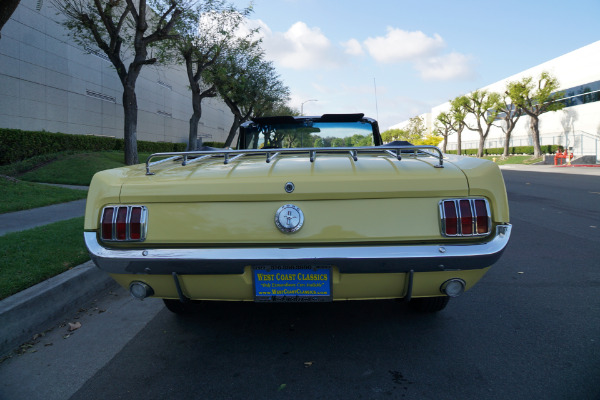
[409,296,450,313]
[163,299,197,315]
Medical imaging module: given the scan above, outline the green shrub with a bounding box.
[0,129,186,165]
[445,144,561,156]
[202,141,226,148]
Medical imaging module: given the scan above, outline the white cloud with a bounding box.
[261,21,343,70]
[415,52,475,81]
[361,27,475,81]
[363,28,445,63]
[341,38,364,56]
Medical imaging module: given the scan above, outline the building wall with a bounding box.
[392,41,600,158]
[0,0,233,144]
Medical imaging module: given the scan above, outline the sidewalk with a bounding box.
[499,163,600,175]
[0,199,87,237]
[0,190,117,356]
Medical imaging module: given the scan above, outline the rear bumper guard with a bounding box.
[84,225,511,275]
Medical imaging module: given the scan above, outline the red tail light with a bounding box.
[443,201,458,235]
[101,208,114,241]
[129,207,143,240]
[100,206,147,242]
[116,207,128,240]
[459,200,473,235]
[440,199,491,237]
[474,199,490,234]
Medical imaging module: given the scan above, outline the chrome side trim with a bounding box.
[85,225,511,275]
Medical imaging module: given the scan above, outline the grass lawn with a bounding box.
[0,217,89,300]
[0,151,156,213]
[0,178,88,214]
[14,151,153,186]
[0,151,154,186]
[482,155,543,165]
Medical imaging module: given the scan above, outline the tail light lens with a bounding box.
[101,207,114,241]
[459,200,473,235]
[443,201,458,236]
[440,199,491,237]
[100,206,148,242]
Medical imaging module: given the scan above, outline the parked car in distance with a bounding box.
[84,113,511,314]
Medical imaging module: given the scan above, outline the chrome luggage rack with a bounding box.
[145,145,444,175]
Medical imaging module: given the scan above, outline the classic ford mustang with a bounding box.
[84,113,511,313]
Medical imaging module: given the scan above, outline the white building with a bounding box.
[391,41,600,161]
[0,0,233,144]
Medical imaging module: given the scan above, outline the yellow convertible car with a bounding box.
[84,114,511,313]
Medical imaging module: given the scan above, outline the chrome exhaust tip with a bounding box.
[129,281,154,300]
[440,278,466,297]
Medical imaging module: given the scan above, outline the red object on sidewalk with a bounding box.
[554,150,573,165]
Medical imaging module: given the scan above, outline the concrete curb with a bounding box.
[0,260,117,357]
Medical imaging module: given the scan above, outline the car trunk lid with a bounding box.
[120,153,468,202]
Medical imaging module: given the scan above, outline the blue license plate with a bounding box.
[253,267,332,302]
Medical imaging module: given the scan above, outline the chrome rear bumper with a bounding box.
[84,225,511,275]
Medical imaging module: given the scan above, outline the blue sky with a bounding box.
[231,0,600,130]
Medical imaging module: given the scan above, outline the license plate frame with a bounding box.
[252,266,333,303]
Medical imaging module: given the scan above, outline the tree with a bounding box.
[259,102,299,117]
[166,1,251,150]
[497,93,522,158]
[0,0,20,39]
[434,111,457,153]
[462,90,502,158]
[207,40,289,147]
[52,0,186,165]
[381,128,409,143]
[331,138,344,147]
[415,131,442,146]
[449,96,468,155]
[405,116,427,143]
[381,116,426,144]
[506,71,564,158]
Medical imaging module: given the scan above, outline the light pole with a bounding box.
[301,99,318,116]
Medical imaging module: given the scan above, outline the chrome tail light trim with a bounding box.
[439,198,492,238]
[100,205,148,242]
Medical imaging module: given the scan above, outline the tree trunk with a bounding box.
[224,115,241,148]
[503,124,516,158]
[188,85,202,151]
[477,134,485,158]
[456,126,463,155]
[441,132,448,153]
[0,0,20,39]
[503,131,511,158]
[122,84,139,165]
[530,116,542,158]
[188,112,200,151]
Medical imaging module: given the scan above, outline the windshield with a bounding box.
[240,120,375,150]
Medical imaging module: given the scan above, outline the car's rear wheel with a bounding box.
[409,296,450,312]
[163,299,196,315]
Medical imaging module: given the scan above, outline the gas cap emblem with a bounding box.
[275,204,304,233]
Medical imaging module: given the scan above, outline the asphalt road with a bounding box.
[1,168,599,400]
